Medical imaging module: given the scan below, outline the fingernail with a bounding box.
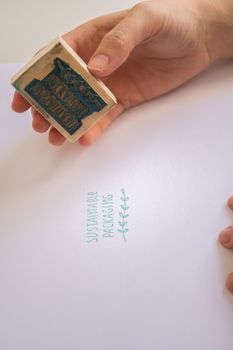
[88,55,110,71]
[219,227,232,244]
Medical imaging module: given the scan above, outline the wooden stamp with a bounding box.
[11,37,117,142]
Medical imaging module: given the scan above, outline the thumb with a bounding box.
[87,3,156,77]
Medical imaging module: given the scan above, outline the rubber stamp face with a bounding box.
[24,58,107,136]
[11,37,116,142]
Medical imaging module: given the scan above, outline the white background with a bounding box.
[0,0,137,62]
[1,0,233,348]
[0,61,233,349]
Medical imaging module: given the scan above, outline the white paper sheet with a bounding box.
[0,63,233,350]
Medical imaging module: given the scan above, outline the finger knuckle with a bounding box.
[132,1,154,16]
[107,27,128,48]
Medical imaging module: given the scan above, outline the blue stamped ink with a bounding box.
[102,194,114,238]
[86,192,99,243]
[118,189,129,242]
[85,189,130,244]
[24,58,107,135]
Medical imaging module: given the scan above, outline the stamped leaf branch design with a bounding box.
[118,189,129,242]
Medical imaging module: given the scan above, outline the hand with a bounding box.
[219,197,233,293]
[11,0,233,146]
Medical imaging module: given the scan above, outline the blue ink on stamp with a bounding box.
[24,58,107,135]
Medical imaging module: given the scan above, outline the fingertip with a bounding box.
[31,108,50,133]
[219,226,231,244]
[79,104,123,146]
[87,67,107,79]
[11,92,19,112]
[49,127,66,146]
[79,130,99,146]
[226,273,233,294]
[219,226,233,248]
[11,91,31,113]
[88,55,110,78]
[227,196,233,210]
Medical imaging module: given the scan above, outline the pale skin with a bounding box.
[11,0,233,291]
